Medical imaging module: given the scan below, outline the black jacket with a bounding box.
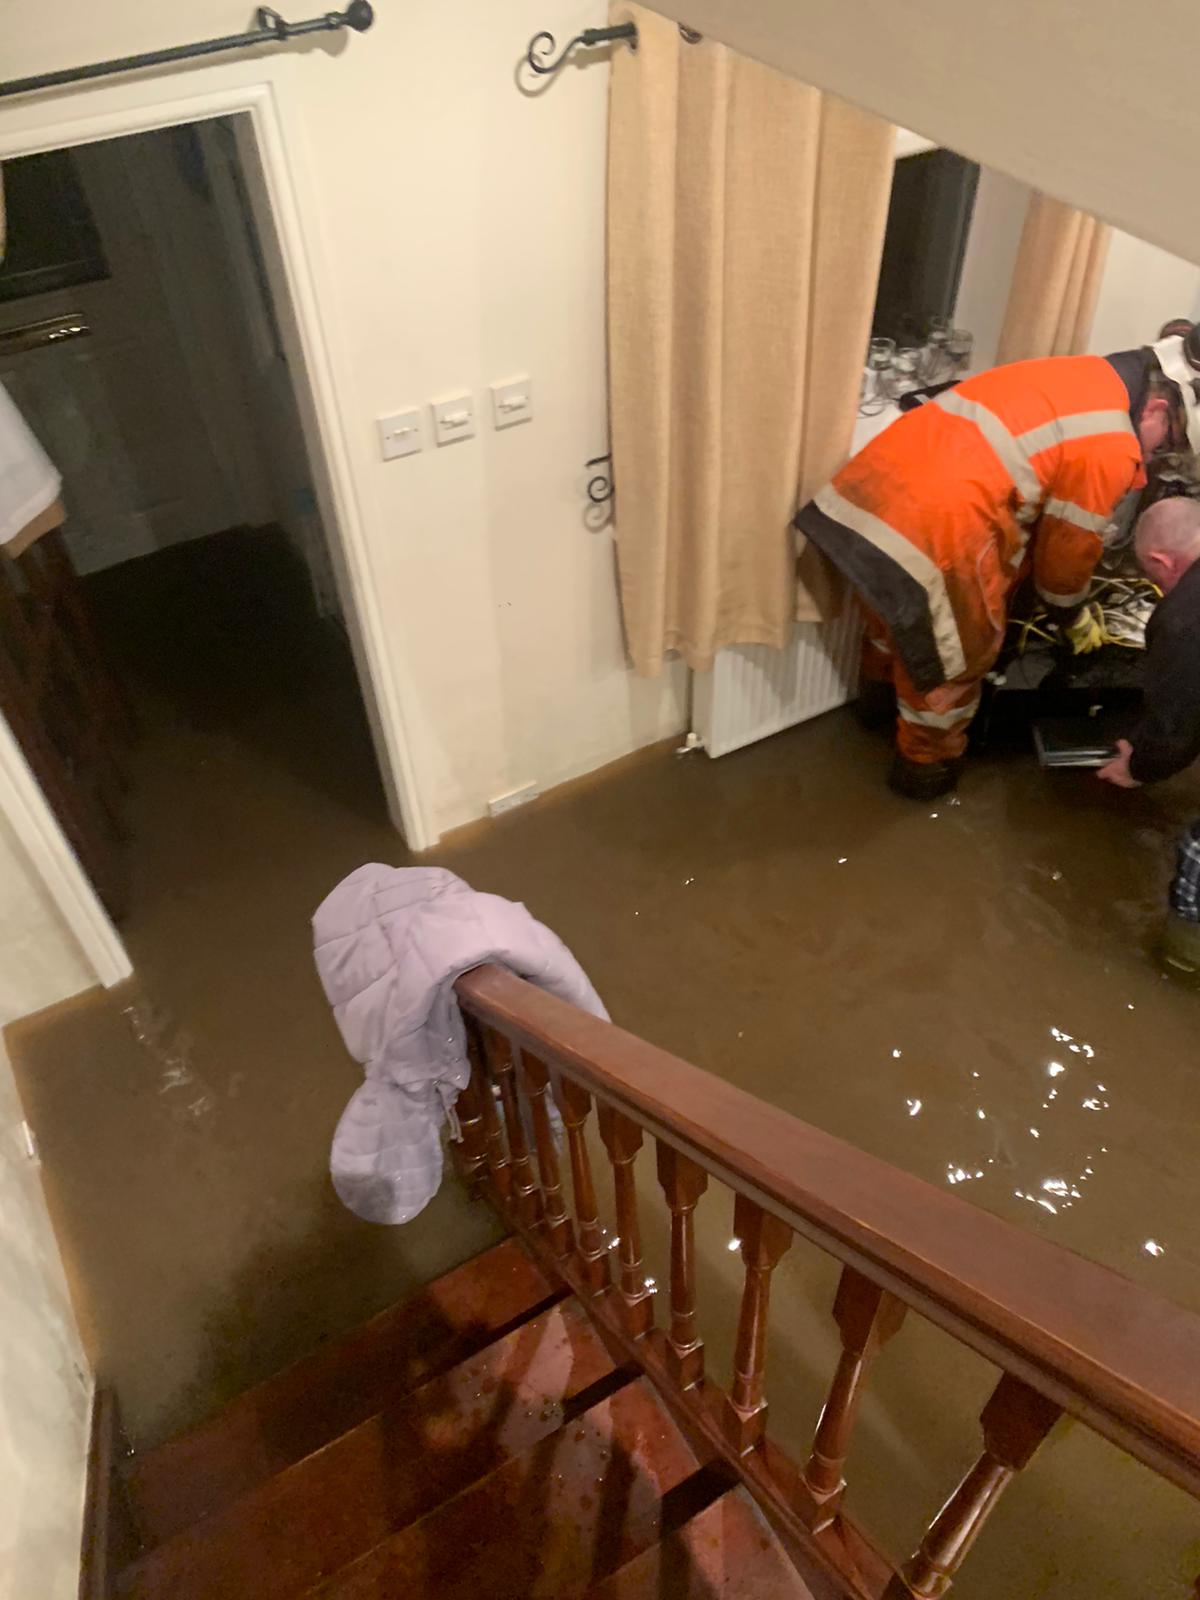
[1129,557,1200,783]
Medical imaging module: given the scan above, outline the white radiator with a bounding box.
[691,609,862,758]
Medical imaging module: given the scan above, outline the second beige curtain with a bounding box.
[995,192,1111,365]
[607,7,894,676]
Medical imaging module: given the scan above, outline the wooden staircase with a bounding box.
[105,1238,813,1599]
[87,964,1200,1599]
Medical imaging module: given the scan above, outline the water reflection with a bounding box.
[431,678,1200,1593]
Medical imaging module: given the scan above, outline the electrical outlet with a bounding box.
[488,782,540,818]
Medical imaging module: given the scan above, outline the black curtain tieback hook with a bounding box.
[526,22,638,77]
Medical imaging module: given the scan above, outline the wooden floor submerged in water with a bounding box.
[8,527,1200,1598]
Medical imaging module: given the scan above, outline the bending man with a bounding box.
[795,333,1200,798]
[1098,498,1200,977]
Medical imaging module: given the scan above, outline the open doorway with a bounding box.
[0,103,497,1447]
[0,113,391,940]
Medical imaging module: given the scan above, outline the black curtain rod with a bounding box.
[0,3,375,102]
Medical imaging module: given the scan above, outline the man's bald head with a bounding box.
[1135,498,1200,593]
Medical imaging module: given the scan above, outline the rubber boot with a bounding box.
[888,751,962,801]
[1159,913,1200,983]
[855,679,897,731]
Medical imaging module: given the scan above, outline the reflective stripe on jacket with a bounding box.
[795,356,1146,692]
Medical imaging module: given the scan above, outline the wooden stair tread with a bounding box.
[584,1486,817,1598]
[116,1299,622,1600]
[302,1375,714,1599]
[125,1238,560,1544]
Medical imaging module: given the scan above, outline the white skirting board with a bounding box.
[691,609,863,758]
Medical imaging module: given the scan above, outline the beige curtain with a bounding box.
[995,192,1111,365]
[607,6,894,675]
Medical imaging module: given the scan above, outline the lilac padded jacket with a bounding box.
[313,864,606,1224]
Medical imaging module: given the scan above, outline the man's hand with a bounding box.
[1097,738,1142,788]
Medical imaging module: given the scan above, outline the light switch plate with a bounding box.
[491,376,533,430]
[378,408,423,461]
[432,392,477,447]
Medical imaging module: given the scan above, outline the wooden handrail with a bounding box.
[454,964,1200,1505]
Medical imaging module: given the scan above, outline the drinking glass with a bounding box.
[947,328,974,377]
[922,325,951,385]
[861,337,896,414]
[886,347,923,399]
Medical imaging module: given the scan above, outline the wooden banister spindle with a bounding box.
[597,1105,654,1338]
[553,1076,611,1295]
[655,1142,708,1388]
[484,1027,542,1227]
[448,1066,488,1186]
[519,1050,574,1258]
[802,1266,907,1529]
[888,1373,1063,1599]
[723,1194,792,1453]
[466,1018,512,1204]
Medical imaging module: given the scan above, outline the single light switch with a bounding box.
[491,377,533,430]
[432,392,477,447]
[377,408,423,461]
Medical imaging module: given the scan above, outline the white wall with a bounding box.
[953,167,1032,373]
[954,167,1200,374]
[1088,231,1200,357]
[0,814,92,1029]
[644,0,1200,267]
[2,1,688,850]
[0,1034,91,1600]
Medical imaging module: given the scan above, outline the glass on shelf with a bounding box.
[886,347,923,399]
[947,328,974,377]
[921,324,951,385]
[860,337,897,415]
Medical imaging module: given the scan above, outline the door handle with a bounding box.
[0,314,91,355]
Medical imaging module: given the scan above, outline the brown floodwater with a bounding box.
[7,530,1199,1595]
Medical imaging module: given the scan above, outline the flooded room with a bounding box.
[2,4,1198,1600]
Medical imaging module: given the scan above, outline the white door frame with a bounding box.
[0,78,432,992]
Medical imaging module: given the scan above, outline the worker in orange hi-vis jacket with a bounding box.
[795,329,1200,799]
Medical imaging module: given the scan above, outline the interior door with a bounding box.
[0,139,240,575]
[197,117,342,618]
